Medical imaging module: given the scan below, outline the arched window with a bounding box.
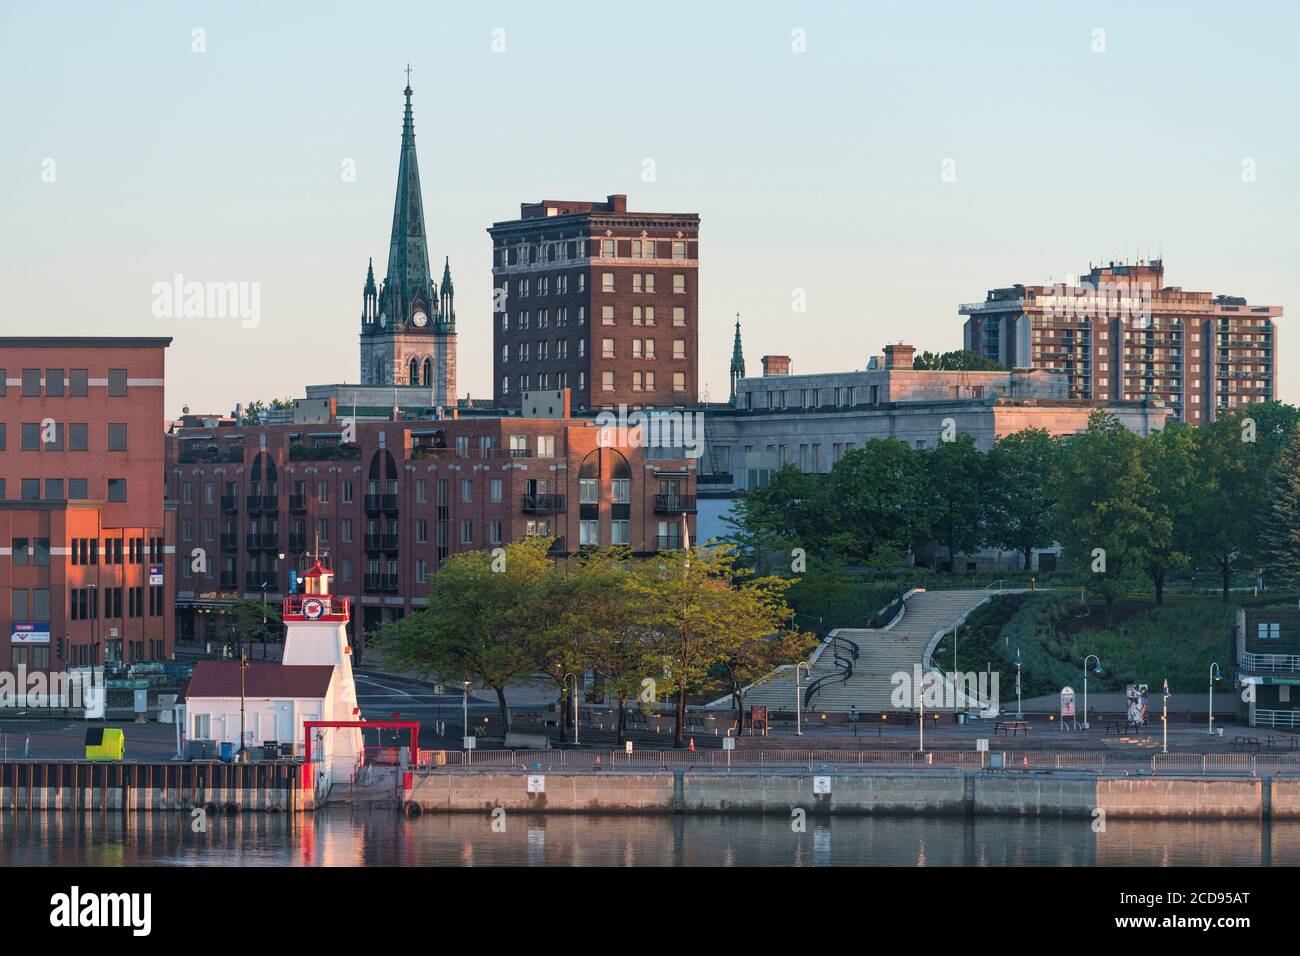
[423,357,433,386]
[409,358,419,385]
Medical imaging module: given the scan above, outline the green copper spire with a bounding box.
[440,256,455,329]
[729,313,746,403]
[379,73,434,330]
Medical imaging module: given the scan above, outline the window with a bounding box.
[602,306,615,325]
[602,272,615,292]
[22,369,41,396]
[673,240,687,260]
[612,520,629,545]
[22,479,40,501]
[415,559,428,582]
[580,478,598,504]
[673,307,686,326]
[580,520,599,546]
[317,481,329,503]
[68,478,88,499]
[21,423,39,451]
[415,520,428,544]
[645,371,655,391]
[674,340,686,360]
[415,479,427,504]
[341,480,353,503]
[12,538,28,566]
[602,371,615,392]
[490,479,502,503]
[107,479,127,502]
[489,520,502,545]
[673,372,686,392]
[46,369,64,397]
[601,239,615,258]
[461,478,473,503]
[673,275,686,294]
[45,479,63,500]
[537,436,555,458]
[1258,622,1281,640]
[108,369,128,396]
[602,338,616,358]
[340,519,353,544]
[69,369,88,396]
[107,423,127,451]
[460,520,473,544]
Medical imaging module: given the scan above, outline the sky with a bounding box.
[2,0,1298,417]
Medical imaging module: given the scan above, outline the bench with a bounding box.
[1106,719,1145,736]
[1232,735,1261,752]
[994,720,1031,737]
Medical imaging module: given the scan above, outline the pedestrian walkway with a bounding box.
[740,589,997,715]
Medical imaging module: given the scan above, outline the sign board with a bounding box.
[1060,686,1076,718]
[434,684,444,695]
[813,776,831,795]
[288,570,298,595]
[133,689,148,713]
[625,741,634,753]
[722,737,735,751]
[526,775,545,793]
[976,738,989,753]
[462,736,476,750]
[988,752,1004,769]
[11,622,50,645]
[148,564,164,586]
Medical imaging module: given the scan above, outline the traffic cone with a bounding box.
[689,737,695,752]
[594,755,602,770]
[1022,755,1029,770]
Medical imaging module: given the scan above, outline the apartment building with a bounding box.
[167,395,697,640]
[960,260,1281,424]
[0,337,174,671]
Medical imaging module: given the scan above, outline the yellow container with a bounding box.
[85,727,125,761]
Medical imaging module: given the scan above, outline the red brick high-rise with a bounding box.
[0,337,174,672]
[488,195,700,410]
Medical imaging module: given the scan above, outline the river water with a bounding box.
[0,811,1295,866]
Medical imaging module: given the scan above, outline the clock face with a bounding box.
[378,312,387,328]
[412,310,428,328]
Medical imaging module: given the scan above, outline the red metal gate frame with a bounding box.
[302,720,420,766]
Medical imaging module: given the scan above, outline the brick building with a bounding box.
[166,397,697,641]
[960,260,1281,424]
[0,337,174,672]
[488,195,700,410]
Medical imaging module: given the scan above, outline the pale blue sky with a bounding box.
[2,0,1297,415]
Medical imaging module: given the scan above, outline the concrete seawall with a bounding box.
[407,771,1300,820]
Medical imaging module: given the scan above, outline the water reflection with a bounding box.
[0,811,1293,867]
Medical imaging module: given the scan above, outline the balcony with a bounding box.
[547,536,567,555]
[220,533,238,552]
[522,494,566,514]
[220,571,238,590]
[245,533,262,551]
[381,493,399,514]
[260,495,279,512]
[246,495,262,514]
[364,494,381,514]
[258,533,280,552]
[363,573,399,593]
[657,535,684,550]
[289,495,306,514]
[288,534,307,552]
[364,534,400,553]
[509,446,532,459]
[220,495,238,514]
[655,494,697,514]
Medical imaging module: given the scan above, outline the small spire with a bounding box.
[404,63,413,97]
[441,256,454,293]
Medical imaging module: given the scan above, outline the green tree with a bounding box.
[985,428,1058,571]
[1261,423,1300,587]
[723,464,835,561]
[631,545,793,748]
[1052,412,1161,618]
[922,433,988,568]
[912,349,1004,371]
[1140,421,1203,604]
[826,439,929,564]
[565,549,658,744]
[377,537,568,731]
[1196,403,1300,601]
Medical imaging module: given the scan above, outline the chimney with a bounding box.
[606,194,628,213]
[882,343,916,369]
[761,355,792,377]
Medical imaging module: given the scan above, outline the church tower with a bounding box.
[359,72,458,407]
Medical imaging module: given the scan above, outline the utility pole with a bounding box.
[237,648,250,763]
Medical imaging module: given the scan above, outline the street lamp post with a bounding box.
[1014,649,1023,719]
[795,662,811,736]
[1162,679,1171,755]
[462,679,471,750]
[1083,655,1102,730]
[1208,663,1221,735]
[236,648,250,763]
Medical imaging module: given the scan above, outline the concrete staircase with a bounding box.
[738,589,996,715]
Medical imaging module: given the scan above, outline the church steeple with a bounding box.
[361,258,378,325]
[378,71,434,331]
[729,313,746,403]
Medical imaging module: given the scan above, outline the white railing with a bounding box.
[1254,709,1300,729]
[1240,652,1300,673]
